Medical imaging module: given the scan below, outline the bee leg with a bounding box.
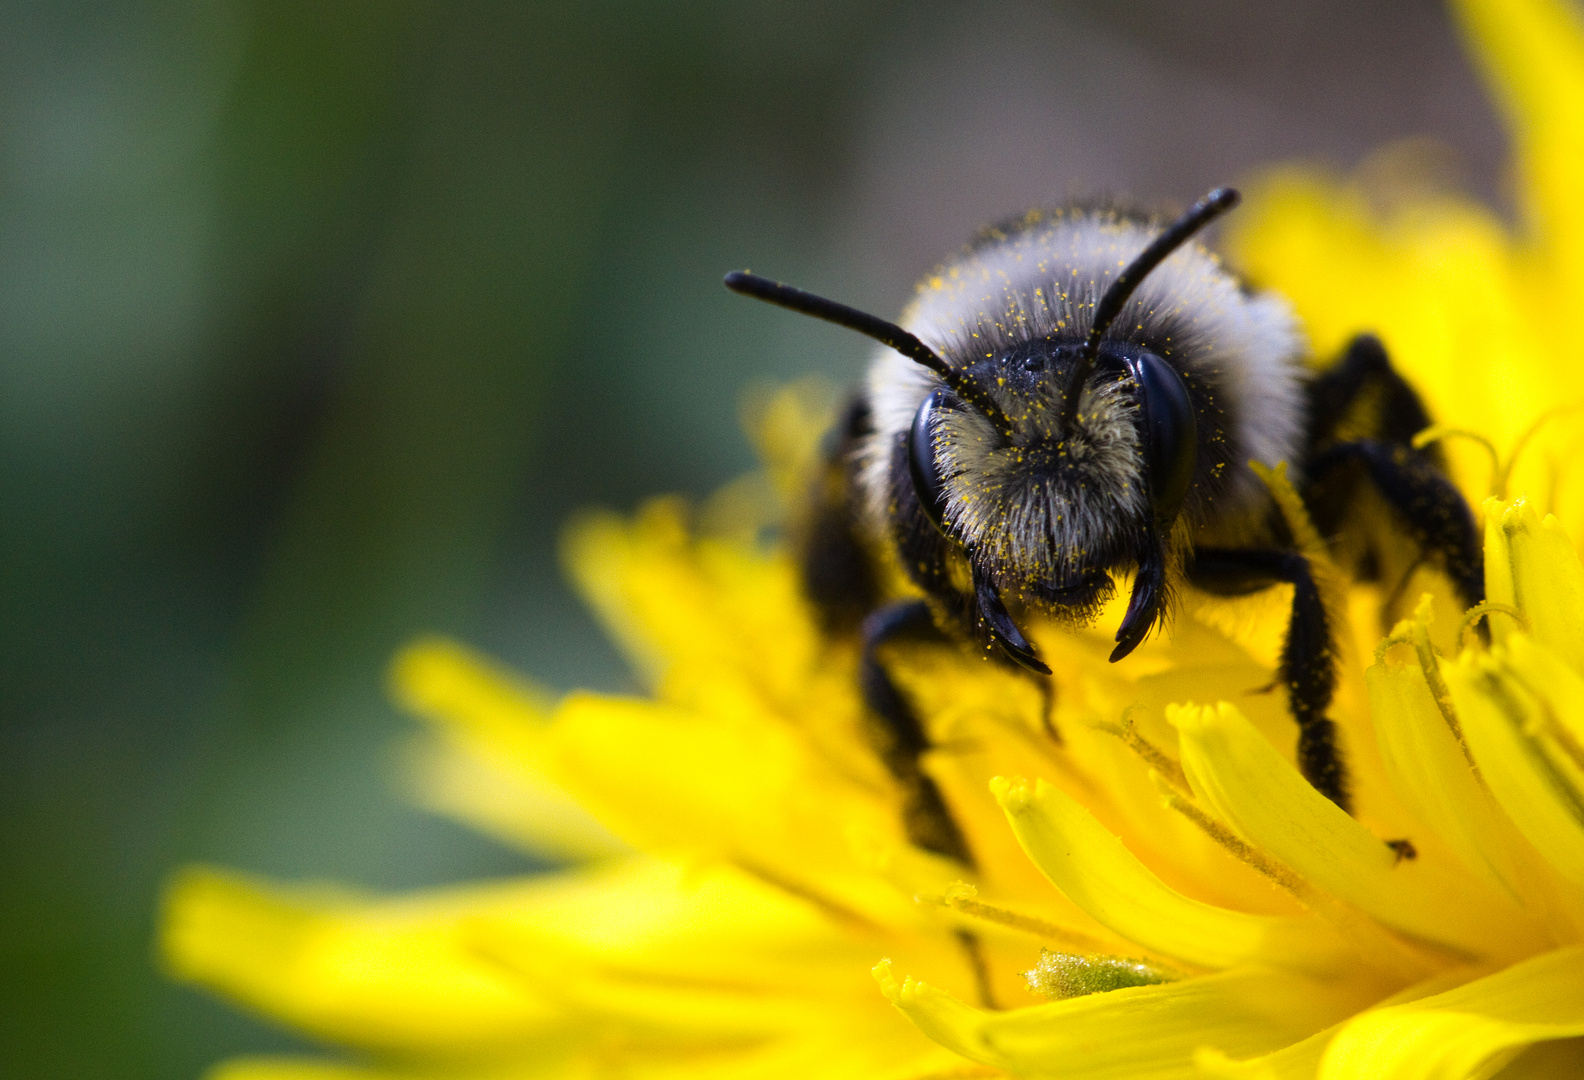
[1305,439,1484,609]
[1189,547,1348,811]
[861,602,994,1005]
[1301,333,1482,609]
[800,396,881,633]
[972,563,1051,674]
[859,599,976,867]
[1036,675,1061,745]
[1305,333,1435,447]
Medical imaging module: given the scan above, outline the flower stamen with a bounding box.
[1095,704,1189,794]
[731,855,886,933]
[1460,601,1527,649]
[1413,424,1502,491]
[1379,595,1474,764]
[1149,771,1307,894]
[1415,405,1584,500]
[923,882,1116,954]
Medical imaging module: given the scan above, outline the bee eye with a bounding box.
[1127,351,1197,522]
[908,387,954,536]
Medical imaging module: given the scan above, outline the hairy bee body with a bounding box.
[728,188,1482,858]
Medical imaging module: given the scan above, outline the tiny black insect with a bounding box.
[725,188,1481,864]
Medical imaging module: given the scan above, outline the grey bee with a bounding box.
[726,188,1480,865]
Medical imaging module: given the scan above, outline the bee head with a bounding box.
[724,187,1239,667]
[908,335,1197,629]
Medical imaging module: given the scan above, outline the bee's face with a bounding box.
[919,342,1150,620]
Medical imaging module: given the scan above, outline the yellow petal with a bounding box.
[390,637,556,743]
[1448,646,1584,887]
[1195,1025,1335,1080]
[400,732,629,862]
[1504,633,1584,769]
[1494,500,1584,671]
[1196,964,1522,1080]
[1450,655,1584,893]
[874,960,1013,1072]
[891,633,1294,924]
[1171,701,1527,958]
[213,1034,966,1080]
[991,776,1342,972]
[561,501,821,704]
[1225,157,1574,510]
[742,381,841,517]
[1451,0,1584,304]
[466,901,890,1042]
[1484,498,1520,648]
[464,855,880,985]
[599,1025,971,1080]
[159,868,560,1053]
[164,856,930,1062]
[390,637,628,861]
[559,503,888,799]
[460,857,973,1056]
[1318,945,1584,1079]
[1366,661,1529,907]
[878,959,1381,1079]
[550,691,921,928]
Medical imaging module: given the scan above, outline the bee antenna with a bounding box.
[1060,187,1241,433]
[724,271,1016,437]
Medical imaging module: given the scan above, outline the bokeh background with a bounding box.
[0,1,1510,1076]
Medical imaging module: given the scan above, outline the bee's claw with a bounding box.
[1112,547,1165,663]
[973,566,1051,675]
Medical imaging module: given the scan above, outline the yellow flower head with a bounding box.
[162,0,1584,1076]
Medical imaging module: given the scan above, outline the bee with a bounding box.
[725,188,1481,865]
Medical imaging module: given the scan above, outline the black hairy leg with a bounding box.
[860,600,996,1006]
[800,400,983,861]
[1305,333,1435,447]
[1189,547,1349,811]
[859,599,975,866]
[1306,439,1484,608]
[1300,333,1483,610]
[802,407,993,998]
[799,397,881,634]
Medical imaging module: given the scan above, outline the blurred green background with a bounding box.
[0,1,1507,1076]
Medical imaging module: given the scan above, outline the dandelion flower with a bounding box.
[163,0,1584,1076]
